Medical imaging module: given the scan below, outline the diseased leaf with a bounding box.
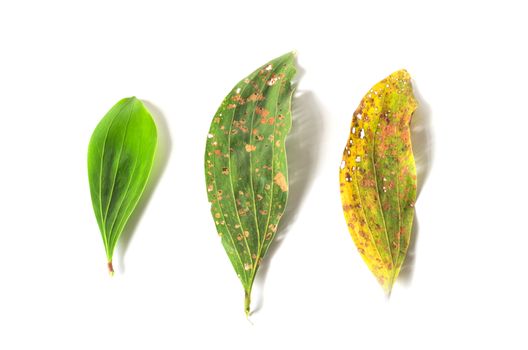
[205,52,296,316]
[88,97,157,275]
[339,70,418,294]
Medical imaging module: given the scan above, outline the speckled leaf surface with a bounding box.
[205,52,296,316]
[88,97,157,275]
[339,70,418,294]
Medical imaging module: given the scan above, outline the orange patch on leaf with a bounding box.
[273,172,288,192]
[255,106,269,117]
[245,144,256,152]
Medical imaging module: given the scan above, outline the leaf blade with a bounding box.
[340,70,418,293]
[205,52,296,314]
[88,97,157,273]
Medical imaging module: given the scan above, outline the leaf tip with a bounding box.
[392,69,412,82]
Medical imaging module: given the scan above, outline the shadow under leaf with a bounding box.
[251,90,325,314]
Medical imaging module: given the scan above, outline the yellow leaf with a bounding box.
[339,70,418,294]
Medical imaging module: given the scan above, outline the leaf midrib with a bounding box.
[97,99,132,254]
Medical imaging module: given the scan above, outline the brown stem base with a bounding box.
[107,261,114,276]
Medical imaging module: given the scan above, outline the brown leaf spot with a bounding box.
[233,120,248,133]
[247,92,265,102]
[362,178,376,187]
[274,172,288,192]
[227,104,237,109]
[342,204,353,211]
[267,73,285,86]
[231,94,245,104]
[255,106,270,117]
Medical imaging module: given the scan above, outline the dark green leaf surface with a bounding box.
[205,52,296,316]
[88,97,157,275]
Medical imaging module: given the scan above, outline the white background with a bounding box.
[1,0,527,349]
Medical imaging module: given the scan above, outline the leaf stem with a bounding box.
[107,260,114,276]
[244,290,251,318]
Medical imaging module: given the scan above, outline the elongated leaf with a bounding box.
[205,52,296,316]
[88,97,157,275]
[339,70,418,294]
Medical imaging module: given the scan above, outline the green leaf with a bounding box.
[205,52,297,316]
[88,97,157,275]
[339,70,418,294]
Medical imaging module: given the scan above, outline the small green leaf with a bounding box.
[205,52,296,316]
[88,97,157,275]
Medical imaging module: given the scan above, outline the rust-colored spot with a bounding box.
[267,73,285,86]
[245,144,256,152]
[231,94,245,104]
[273,172,288,192]
[247,92,265,102]
[227,104,237,109]
[362,178,376,187]
[255,106,270,117]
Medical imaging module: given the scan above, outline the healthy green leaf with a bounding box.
[339,70,418,294]
[205,52,296,316]
[88,97,157,275]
